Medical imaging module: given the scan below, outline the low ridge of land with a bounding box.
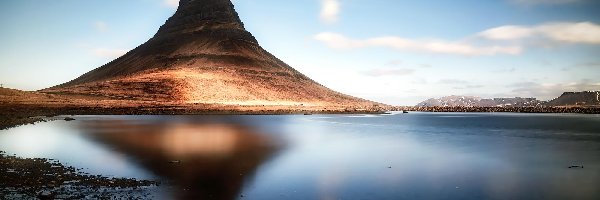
[0,87,386,130]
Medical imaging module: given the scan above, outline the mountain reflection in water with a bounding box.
[79,117,281,199]
[2,113,598,200]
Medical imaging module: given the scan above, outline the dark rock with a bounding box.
[0,152,159,199]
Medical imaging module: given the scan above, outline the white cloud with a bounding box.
[362,68,415,77]
[477,25,534,40]
[438,79,470,84]
[385,60,403,66]
[479,22,600,44]
[94,21,108,32]
[93,48,128,58]
[165,0,179,8]
[314,32,522,56]
[511,0,583,5]
[314,32,362,49]
[320,0,340,24]
[315,21,600,56]
[538,22,600,44]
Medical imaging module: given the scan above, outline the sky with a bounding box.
[0,0,599,105]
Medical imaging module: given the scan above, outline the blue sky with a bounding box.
[0,0,599,105]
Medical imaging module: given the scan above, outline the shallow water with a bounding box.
[1,112,599,199]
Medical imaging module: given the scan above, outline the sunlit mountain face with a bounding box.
[41,0,378,108]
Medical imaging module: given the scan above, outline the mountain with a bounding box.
[546,91,600,106]
[43,0,376,107]
[488,97,544,107]
[416,96,543,107]
[416,96,483,107]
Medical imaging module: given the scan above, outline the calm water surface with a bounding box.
[1,112,599,199]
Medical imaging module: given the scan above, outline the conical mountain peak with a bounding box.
[155,0,253,42]
[46,0,378,108]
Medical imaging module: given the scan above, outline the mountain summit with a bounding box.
[45,0,375,107]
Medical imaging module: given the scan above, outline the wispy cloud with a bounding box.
[314,32,522,56]
[93,48,128,58]
[385,60,403,66]
[320,0,341,24]
[453,85,485,90]
[479,22,600,44]
[315,21,600,56]
[362,68,415,77]
[494,67,517,73]
[94,21,108,32]
[165,0,179,8]
[438,79,470,84]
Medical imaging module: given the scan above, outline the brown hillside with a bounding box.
[43,0,378,107]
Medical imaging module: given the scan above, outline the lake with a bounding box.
[1,112,599,199]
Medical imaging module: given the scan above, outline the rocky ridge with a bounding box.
[546,91,600,106]
[417,96,544,107]
[417,91,600,107]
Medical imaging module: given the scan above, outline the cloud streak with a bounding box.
[315,21,600,56]
[314,32,522,56]
[320,0,341,24]
[438,79,470,84]
[362,68,415,77]
[93,48,128,58]
[479,22,600,44]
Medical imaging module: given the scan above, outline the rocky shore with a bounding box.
[0,103,386,130]
[0,151,159,199]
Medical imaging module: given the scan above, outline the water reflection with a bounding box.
[2,113,599,200]
[79,118,281,199]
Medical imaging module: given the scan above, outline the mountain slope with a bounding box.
[546,91,600,106]
[44,0,377,107]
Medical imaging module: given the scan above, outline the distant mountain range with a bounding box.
[417,91,600,107]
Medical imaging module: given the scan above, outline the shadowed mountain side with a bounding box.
[43,0,378,107]
[79,119,281,199]
[547,91,600,106]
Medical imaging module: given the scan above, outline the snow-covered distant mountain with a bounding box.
[416,96,544,107]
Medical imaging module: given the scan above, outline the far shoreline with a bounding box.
[2,87,599,130]
[394,106,600,114]
[2,104,599,131]
[0,103,387,130]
